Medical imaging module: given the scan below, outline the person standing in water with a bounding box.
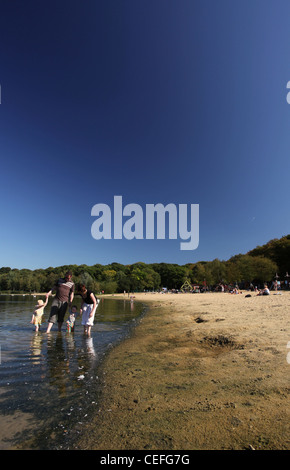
[45,271,75,333]
[30,298,48,332]
[78,284,98,336]
[66,305,79,333]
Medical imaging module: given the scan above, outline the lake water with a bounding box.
[0,294,145,449]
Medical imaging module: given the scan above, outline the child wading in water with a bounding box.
[66,305,79,332]
[30,298,48,332]
[78,284,99,336]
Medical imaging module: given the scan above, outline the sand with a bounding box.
[75,291,290,450]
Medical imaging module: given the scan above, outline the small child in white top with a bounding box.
[31,298,48,332]
[66,305,78,332]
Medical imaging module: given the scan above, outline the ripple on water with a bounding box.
[0,296,145,449]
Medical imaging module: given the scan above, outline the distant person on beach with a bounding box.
[230,287,239,294]
[257,284,270,296]
[30,298,48,332]
[66,305,79,333]
[45,271,75,333]
[78,284,98,336]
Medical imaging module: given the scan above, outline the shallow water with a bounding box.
[0,295,144,449]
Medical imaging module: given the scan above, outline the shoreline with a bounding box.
[73,291,290,450]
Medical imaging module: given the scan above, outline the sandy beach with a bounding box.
[75,291,290,450]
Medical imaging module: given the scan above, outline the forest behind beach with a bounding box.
[1,235,290,294]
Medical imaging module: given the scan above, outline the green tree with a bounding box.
[189,262,207,284]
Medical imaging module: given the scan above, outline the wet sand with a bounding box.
[75,291,290,450]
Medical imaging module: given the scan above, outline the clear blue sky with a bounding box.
[1,0,290,270]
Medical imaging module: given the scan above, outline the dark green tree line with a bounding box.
[0,235,288,293]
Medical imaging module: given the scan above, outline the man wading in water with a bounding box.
[45,271,75,333]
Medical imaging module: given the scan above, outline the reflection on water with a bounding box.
[0,295,144,449]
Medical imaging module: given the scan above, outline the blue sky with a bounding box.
[1,0,290,270]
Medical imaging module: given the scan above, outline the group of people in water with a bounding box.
[30,271,275,333]
[30,271,98,336]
